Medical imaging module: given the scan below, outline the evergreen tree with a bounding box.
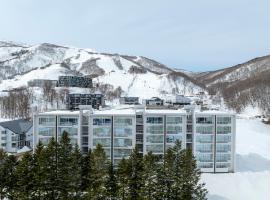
[116,158,129,200]
[86,144,107,200]
[42,137,58,199]
[140,152,159,200]
[126,147,143,200]
[3,155,17,200]
[57,131,73,199]
[70,144,83,199]
[104,162,118,199]
[15,153,35,200]
[32,141,46,200]
[81,149,93,192]
[178,148,208,200]
[0,149,8,200]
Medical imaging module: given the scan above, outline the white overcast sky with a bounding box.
[0,0,270,71]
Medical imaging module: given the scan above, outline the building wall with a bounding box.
[33,110,236,173]
[0,126,18,153]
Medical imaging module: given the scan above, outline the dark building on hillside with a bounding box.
[67,93,105,110]
[120,97,139,105]
[144,97,164,106]
[28,79,58,88]
[57,76,93,88]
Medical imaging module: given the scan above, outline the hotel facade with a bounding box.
[33,106,236,173]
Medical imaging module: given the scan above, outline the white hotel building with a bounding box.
[33,106,236,173]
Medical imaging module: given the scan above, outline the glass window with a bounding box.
[59,117,78,126]
[146,117,163,124]
[114,138,132,147]
[217,117,231,124]
[197,153,213,162]
[196,117,213,124]
[166,125,182,134]
[217,126,231,134]
[216,163,230,168]
[58,127,78,136]
[216,144,231,153]
[196,135,213,143]
[166,135,181,143]
[93,118,111,126]
[167,117,182,124]
[216,135,231,143]
[147,135,163,143]
[38,127,55,136]
[146,125,163,134]
[114,118,132,126]
[1,136,6,140]
[114,149,132,158]
[93,138,111,147]
[114,127,132,137]
[93,127,111,137]
[198,163,213,168]
[196,126,213,134]
[216,153,231,162]
[146,144,164,153]
[11,136,18,141]
[39,117,55,126]
[196,144,213,153]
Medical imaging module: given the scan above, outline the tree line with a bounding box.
[0,132,207,200]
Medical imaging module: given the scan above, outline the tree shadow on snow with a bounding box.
[208,194,230,200]
[236,153,270,172]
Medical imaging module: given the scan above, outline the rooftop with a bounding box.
[0,119,32,134]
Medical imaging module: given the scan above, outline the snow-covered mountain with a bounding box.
[0,41,205,98]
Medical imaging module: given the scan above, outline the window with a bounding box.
[166,135,181,143]
[93,118,111,126]
[216,163,230,168]
[217,117,231,124]
[12,143,17,148]
[114,128,132,137]
[1,143,6,147]
[82,137,88,145]
[1,131,6,135]
[216,153,231,162]
[166,125,182,134]
[196,117,213,124]
[146,117,163,124]
[216,144,231,153]
[93,127,111,137]
[93,138,111,147]
[39,117,55,126]
[146,126,163,134]
[198,163,213,168]
[197,153,213,162]
[114,138,132,147]
[196,126,213,134]
[196,135,213,143]
[216,135,231,143]
[1,136,6,140]
[217,126,231,134]
[167,117,182,124]
[39,138,50,145]
[146,144,164,153]
[196,144,213,153]
[82,116,89,125]
[147,135,163,143]
[58,127,78,136]
[12,136,18,141]
[59,117,78,126]
[38,127,55,136]
[114,118,132,126]
[114,149,132,158]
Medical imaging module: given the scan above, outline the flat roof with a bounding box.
[145,109,186,115]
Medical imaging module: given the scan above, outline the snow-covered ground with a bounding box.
[203,117,270,200]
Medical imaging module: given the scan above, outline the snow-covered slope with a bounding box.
[0,41,205,98]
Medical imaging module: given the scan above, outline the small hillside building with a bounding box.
[0,119,33,153]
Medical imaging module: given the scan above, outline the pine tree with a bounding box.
[140,152,159,200]
[86,144,107,200]
[81,149,93,192]
[0,149,8,200]
[42,137,58,199]
[116,158,129,200]
[32,141,46,199]
[104,162,118,199]
[14,153,35,200]
[126,147,143,200]
[3,155,17,200]
[70,144,83,199]
[178,148,208,200]
[57,131,73,199]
